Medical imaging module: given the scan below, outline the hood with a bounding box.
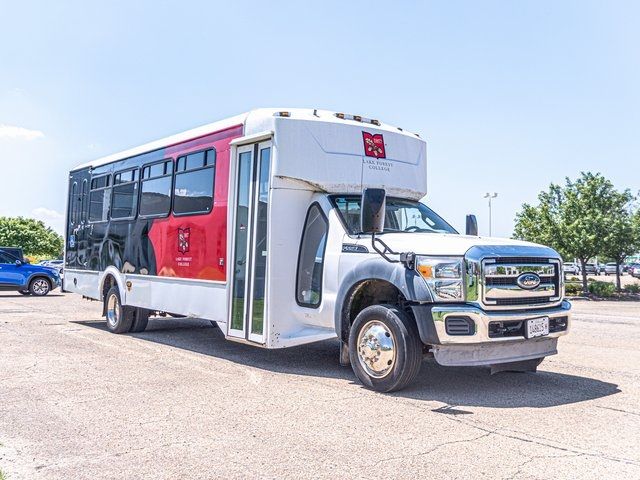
[29,265,60,276]
[350,233,558,258]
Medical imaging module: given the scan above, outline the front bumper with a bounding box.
[432,337,559,366]
[410,300,571,365]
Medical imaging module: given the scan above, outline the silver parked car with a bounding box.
[603,262,622,276]
[563,262,580,276]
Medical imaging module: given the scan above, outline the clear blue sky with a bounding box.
[1,1,638,236]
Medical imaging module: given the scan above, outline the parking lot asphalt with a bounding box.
[1,292,639,479]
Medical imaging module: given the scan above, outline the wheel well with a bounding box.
[341,279,407,342]
[101,274,118,316]
[29,275,51,288]
[102,274,117,301]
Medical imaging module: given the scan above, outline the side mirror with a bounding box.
[465,214,478,236]
[360,188,386,234]
[15,260,23,266]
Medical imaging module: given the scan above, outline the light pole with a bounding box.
[484,192,498,236]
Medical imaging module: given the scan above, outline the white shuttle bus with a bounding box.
[64,108,571,392]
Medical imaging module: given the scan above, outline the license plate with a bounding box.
[526,317,549,338]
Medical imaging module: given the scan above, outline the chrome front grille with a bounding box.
[482,257,561,309]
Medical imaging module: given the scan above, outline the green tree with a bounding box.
[601,194,639,292]
[0,217,63,258]
[514,172,625,295]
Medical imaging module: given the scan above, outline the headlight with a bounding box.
[416,256,464,301]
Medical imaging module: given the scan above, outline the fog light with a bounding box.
[434,280,463,300]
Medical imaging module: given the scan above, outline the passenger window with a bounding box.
[296,204,328,307]
[89,175,111,222]
[111,169,139,219]
[140,160,173,217]
[173,149,216,215]
[81,179,88,222]
[69,182,77,225]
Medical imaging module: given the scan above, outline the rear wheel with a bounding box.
[29,277,51,296]
[104,286,133,334]
[129,307,150,333]
[348,304,423,393]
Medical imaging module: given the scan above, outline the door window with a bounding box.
[230,150,253,331]
[250,146,271,334]
[296,204,328,307]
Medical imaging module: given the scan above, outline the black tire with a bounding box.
[104,286,133,334]
[29,277,51,296]
[129,307,150,333]
[348,304,423,393]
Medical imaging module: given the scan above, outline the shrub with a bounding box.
[588,281,616,297]
[623,283,640,294]
[564,283,582,295]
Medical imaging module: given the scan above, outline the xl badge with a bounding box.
[517,272,541,290]
[362,132,386,159]
[178,228,191,254]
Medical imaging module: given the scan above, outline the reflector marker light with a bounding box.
[334,112,381,126]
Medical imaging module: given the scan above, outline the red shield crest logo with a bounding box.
[362,132,386,159]
[178,228,190,254]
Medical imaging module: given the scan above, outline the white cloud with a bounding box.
[0,124,44,140]
[32,208,65,235]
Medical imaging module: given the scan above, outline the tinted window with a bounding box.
[173,149,215,215]
[70,182,77,225]
[89,175,111,222]
[140,177,172,217]
[296,204,328,307]
[111,170,138,219]
[149,163,165,178]
[91,176,109,189]
[80,180,88,222]
[114,170,137,184]
[0,252,14,263]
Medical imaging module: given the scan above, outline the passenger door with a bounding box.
[0,252,23,287]
[227,141,272,344]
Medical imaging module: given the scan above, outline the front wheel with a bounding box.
[29,277,51,296]
[348,304,423,393]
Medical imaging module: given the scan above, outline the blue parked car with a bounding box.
[0,249,61,296]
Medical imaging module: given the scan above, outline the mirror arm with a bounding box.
[371,234,416,269]
[371,233,399,263]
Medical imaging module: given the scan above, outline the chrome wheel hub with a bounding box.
[357,320,396,378]
[106,294,120,328]
[32,279,49,295]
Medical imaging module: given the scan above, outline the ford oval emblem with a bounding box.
[517,273,541,290]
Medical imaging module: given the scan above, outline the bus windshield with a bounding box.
[332,195,458,235]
